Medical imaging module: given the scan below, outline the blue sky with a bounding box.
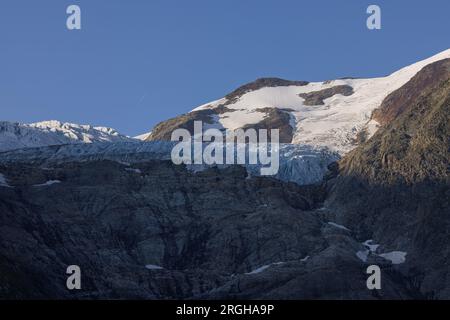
[0,0,448,136]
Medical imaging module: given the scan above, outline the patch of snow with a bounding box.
[134,132,151,141]
[356,250,369,262]
[300,256,310,262]
[219,108,267,130]
[363,240,380,253]
[33,180,61,187]
[145,264,164,270]
[327,222,351,231]
[191,98,228,111]
[357,240,406,264]
[378,251,407,264]
[125,167,142,174]
[246,262,284,275]
[246,265,271,275]
[365,119,380,138]
[0,173,12,187]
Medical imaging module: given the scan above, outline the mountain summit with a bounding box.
[145,49,450,154]
[0,120,135,152]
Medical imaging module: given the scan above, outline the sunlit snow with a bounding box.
[145,264,164,270]
[327,222,351,231]
[379,251,407,264]
[193,49,450,154]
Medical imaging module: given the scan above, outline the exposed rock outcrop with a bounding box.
[146,108,221,141]
[298,85,354,106]
[241,108,294,143]
[372,59,450,125]
[0,159,413,299]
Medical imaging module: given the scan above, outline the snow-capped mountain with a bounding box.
[1,51,449,300]
[134,131,152,141]
[0,120,135,152]
[145,49,450,154]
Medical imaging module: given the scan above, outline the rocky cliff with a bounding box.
[0,159,415,299]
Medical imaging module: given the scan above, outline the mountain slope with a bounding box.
[145,49,450,154]
[0,157,413,299]
[323,58,450,299]
[339,58,450,183]
[0,120,135,152]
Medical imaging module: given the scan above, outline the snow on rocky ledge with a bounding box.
[33,180,62,187]
[0,173,12,188]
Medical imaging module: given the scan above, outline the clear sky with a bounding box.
[0,0,448,136]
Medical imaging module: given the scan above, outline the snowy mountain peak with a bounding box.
[0,120,135,152]
[29,120,126,141]
[145,49,450,154]
[134,131,152,141]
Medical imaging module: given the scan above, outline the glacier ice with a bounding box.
[0,141,339,186]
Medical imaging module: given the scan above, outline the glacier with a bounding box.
[0,141,339,186]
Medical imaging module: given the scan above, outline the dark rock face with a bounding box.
[0,160,416,299]
[146,108,221,141]
[298,85,354,106]
[241,108,294,143]
[372,59,450,125]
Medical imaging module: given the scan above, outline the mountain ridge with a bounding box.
[0,120,135,152]
[145,49,450,154]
